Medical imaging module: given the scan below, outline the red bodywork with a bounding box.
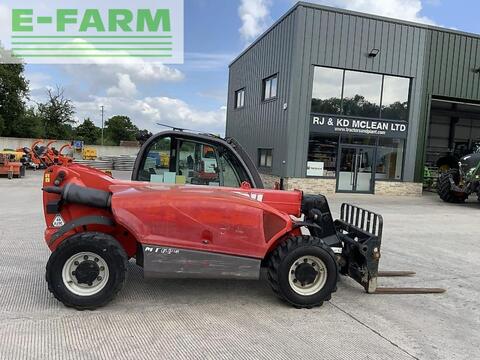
[43,164,303,260]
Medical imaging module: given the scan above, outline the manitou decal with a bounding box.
[144,247,180,255]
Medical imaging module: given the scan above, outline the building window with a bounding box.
[263,74,278,101]
[381,76,410,120]
[311,67,343,114]
[311,66,410,121]
[343,71,382,118]
[235,88,245,109]
[340,135,377,146]
[307,135,338,177]
[258,148,273,168]
[375,138,405,180]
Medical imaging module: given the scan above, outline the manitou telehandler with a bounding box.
[42,131,444,310]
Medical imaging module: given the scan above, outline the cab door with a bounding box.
[133,132,252,188]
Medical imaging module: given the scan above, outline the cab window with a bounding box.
[137,135,247,187]
[177,140,244,187]
[138,136,172,182]
[178,141,220,186]
[219,150,243,187]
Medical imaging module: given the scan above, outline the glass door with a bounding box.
[337,146,375,193]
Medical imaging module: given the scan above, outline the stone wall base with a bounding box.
[260,173,423,196]
[284,178,337,194]
[374,181,423,196]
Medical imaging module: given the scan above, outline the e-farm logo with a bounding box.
[1,0,184,64]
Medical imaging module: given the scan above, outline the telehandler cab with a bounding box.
[42,131,444,310]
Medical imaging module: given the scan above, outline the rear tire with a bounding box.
[46,232,128,310]
[267,236,338,308]
[437,169,468,203]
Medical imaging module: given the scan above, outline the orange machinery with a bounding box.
[19,140,73,169]
[0,153,25,179]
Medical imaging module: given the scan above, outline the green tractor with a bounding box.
[437,151,480,203]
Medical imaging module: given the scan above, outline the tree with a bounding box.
[311,97,342,114]
[136,129,153,145]
[37,87,75,139]
[381,101,409,121]
[0,64,30,136]
[104,115,138,145]
[312,95,382,119]
[11,107,44,138]
[75,118,101,144]
[0,114,5,136]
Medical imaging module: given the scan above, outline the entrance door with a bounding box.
[337,146,375,193]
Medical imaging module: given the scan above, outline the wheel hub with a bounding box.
[294,263,318,285]
[74,260,100,285]
[288,255,328,296]
[62,252,109,296]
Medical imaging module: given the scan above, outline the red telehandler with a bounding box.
[42,131,444,310]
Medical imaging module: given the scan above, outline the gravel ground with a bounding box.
[0,170,479,360]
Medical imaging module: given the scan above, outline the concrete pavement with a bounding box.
[0,171,478,359]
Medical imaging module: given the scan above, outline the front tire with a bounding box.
[267,236,338,308]
[437,169,468,203]
[46,232,128,310]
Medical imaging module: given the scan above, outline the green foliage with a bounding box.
[75,118,101,145]
[0,64,29,136]
[311,95,408,121]
[104,115,139,145]
[11,107,44,138]
[381,101,409,121]
[37,87,75,140]
[311,97,342,115]
[0,114,5,136]
[136,129,153,145]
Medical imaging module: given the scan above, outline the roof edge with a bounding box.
[295,1,480,36]
[230,1,480,67]
[229,2,301,67]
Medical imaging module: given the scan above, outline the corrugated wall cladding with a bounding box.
[287,5,428,180]
[415,30,480,180]
[226,12,297,177]
[425,31,480,99]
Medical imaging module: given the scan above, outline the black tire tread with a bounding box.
[267,235,337,308]
[437,169,467,203]
[46,232,128,310]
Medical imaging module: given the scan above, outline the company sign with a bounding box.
[310,114,408,139]
[306,161,324,177]
[0,0,184,64]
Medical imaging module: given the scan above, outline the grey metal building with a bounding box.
[226,2,480,195]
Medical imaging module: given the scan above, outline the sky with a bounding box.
[22,0,480,135]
